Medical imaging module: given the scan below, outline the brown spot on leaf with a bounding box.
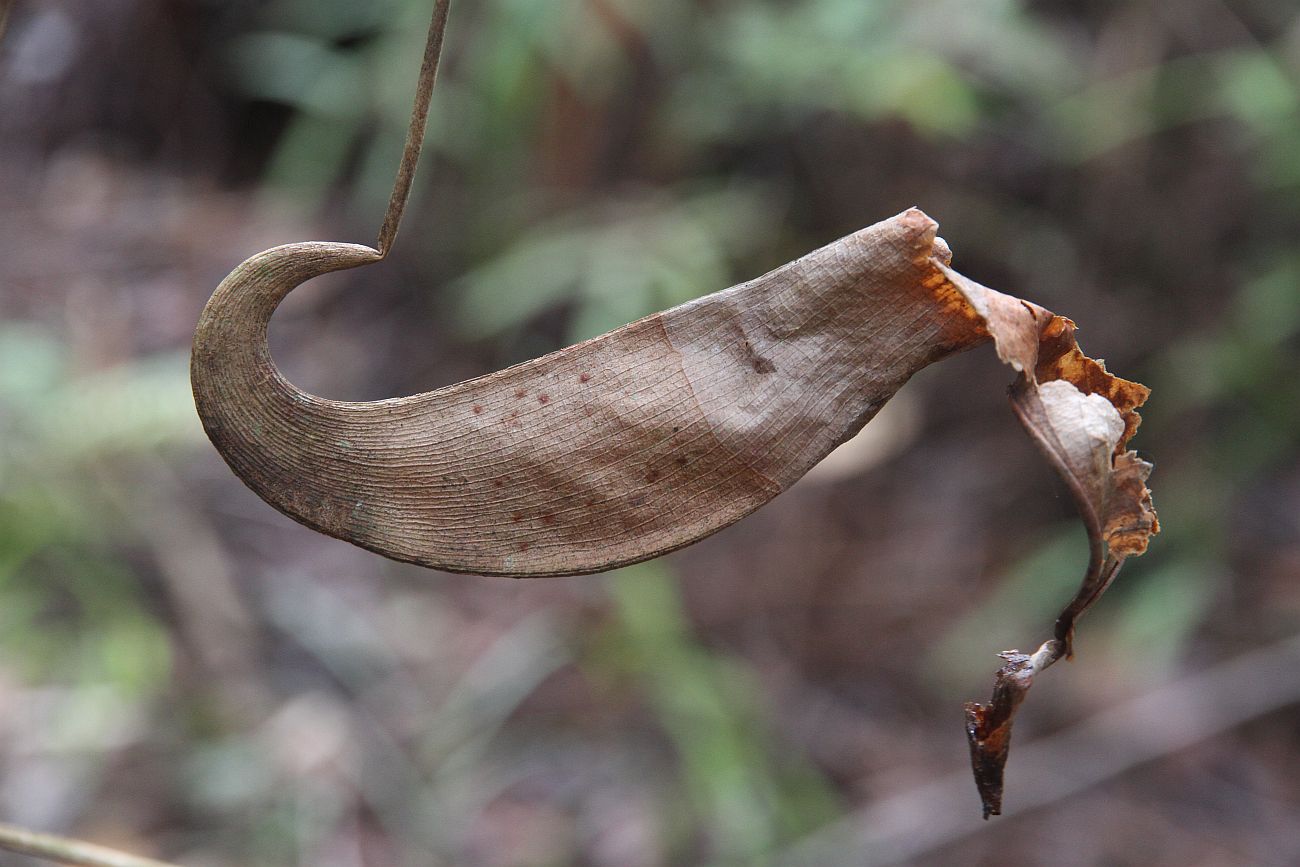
[579,373,590,383]
[538,394,550,404]
[190,201,1155,824]
[735,328,778,374]
[472,405,483,414]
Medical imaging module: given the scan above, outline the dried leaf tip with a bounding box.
[940,266,1159,817]
[964,639,1066,819]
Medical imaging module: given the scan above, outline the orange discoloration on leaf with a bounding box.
[940,267,1158,818]
[188,0,1158,821]
[1035,316,1150,450]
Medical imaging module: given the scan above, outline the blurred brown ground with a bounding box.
[1,1,1298,865]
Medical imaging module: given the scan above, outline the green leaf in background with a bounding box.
[451,185,780,343]
[598,562,841,863]
[0,327,199,699]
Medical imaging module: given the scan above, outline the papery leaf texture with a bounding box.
[190,0,1157,817]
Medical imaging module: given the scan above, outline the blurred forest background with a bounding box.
[1,0,1299,864]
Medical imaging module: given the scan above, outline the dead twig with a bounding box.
[0,822,181,867]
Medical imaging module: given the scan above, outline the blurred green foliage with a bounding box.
[0,321,194,845]
[2,0,1299,863]
[596,563,840,862]
[0,325,196,695]
[451,186,779,343]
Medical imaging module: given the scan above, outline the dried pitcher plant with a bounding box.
[189,0,1157,821]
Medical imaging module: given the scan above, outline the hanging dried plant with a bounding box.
[190,0,1157,818]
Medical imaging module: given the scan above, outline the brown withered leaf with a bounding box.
[189,0,1157,817]
[193,210,992,575]
[941,269,1159,818]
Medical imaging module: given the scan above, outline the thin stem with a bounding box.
[0,822,181,867]
[376,0,453,257]
[1054,555,1124,652]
